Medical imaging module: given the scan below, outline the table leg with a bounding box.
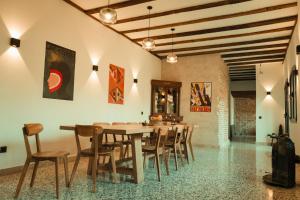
[131,133,144,183]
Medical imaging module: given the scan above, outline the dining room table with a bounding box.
[60,124,155,184]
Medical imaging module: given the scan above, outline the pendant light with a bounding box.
[167,28,178,63]
[99,0,117,25]
[142,6,155,51]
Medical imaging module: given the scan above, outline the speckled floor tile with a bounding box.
[1,142,300,200]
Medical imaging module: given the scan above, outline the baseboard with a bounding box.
[0,148,123,176]
[255,142,270,146]
[194,144,220,149]
[0,154,77,176]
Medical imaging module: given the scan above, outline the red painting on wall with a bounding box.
[190,82,212,112]
[108,64,124,104]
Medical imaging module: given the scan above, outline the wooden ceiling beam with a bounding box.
[85,0,155,14]
[230,70,256,72]
[224,54,285,63]
[62,0,160,59]
[133,15,297,41]
[122,2,297,34]
[230,72,256,74]
[160,44,287,58]
[227,59,284,66]
[116,0,251,24]
[231,78,256,81]
[154,27,293,47]
[222,49,286,58]
[153,36,289,54]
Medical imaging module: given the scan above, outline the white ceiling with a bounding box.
[65,0,298,81]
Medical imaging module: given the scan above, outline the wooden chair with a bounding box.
[142,127,169,181]
[180,124,195,163]
[93,122,123,162]
[112,122,131,158]
[15,123,69,199]
[69,125,117,193]
[164,124,185,170]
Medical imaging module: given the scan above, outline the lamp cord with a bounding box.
[148,8,150,38]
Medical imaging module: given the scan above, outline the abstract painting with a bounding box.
[190,82,212,112]
[108,64,124,104]
[42,42,76,101]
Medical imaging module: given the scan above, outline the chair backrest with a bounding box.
[93,122,110,143]
[74,125,103,153]
[22,123,43,157]
[112,122,126,125]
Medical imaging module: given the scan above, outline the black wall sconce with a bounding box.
[92,65,98,71]
[267,91,271,95]
[296,45,300,54]
[133,78,138,83]
[10,38,20,48]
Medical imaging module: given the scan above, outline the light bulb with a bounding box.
[142,38,155,50]
[99,7,117,25]
[167,53,178,63]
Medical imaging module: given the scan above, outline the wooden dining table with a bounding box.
[60,124,154,184]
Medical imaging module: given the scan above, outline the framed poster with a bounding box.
[190,82,212,112]
[289,66,297,122]
[108,64,124,104]
[42,42,76,101]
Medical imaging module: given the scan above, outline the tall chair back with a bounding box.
[74,125,103,154]
[23,123,44,157]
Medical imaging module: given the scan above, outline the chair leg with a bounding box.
[55,158,59,199]
[92,155,97,192]
[143,152,147,169]
[183,143,189,164]
[119,145,124,160]
[30,161,39,187]
[189,142,195,161]
[178,144,185,166]
[69,155,80,187]
[63,156,69,187]
[174,146,178,170]
[15,159,30,198]
[163,149,170,176]
[102,155,106,164]
[110,152,117,183]
[123,144,129,158]
[155,152,161,182]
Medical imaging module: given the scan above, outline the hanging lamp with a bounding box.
[99,0,117,25]
[142,6,155,51]
[167,28,178,63]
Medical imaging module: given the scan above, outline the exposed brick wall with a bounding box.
[162,54,229,147]
[234,97,256,137]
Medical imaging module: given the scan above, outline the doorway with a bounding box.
[231,91,256,143]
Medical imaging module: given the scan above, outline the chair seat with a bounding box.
[81,148,113,156]
[122,140,131,145]
[32,151,69,159]
[164,141,174,147]
[102,141,123,147]
[142,145,156,152]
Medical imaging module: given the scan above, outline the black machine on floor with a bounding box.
[263,134,298,188]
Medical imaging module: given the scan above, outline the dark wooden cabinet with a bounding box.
[150,80,183,122]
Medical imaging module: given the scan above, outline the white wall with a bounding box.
[0,0,161,169]
[230,80,256,91]
[256,63,284,143]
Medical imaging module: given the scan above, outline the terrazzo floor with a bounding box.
[1,142,300,200]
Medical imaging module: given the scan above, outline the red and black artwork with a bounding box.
[43,42,76,101]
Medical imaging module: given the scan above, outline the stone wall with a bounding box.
[162,54,230,147]
[234,97,256,137]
